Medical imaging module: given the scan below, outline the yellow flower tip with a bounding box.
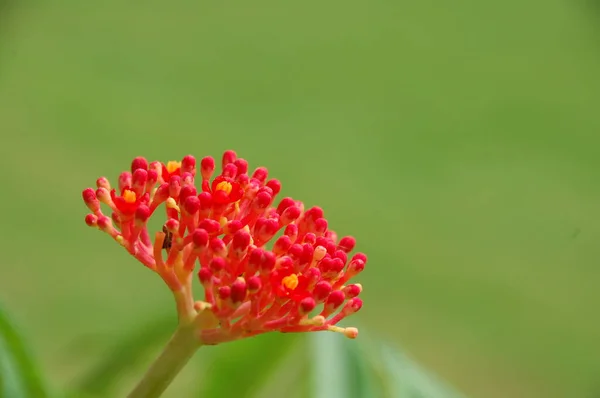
[215,180,233,195]
[314,245,327,261]
[116,235,126,247]
[166,197,180,212]
[282,274,299,290]
[123,189,137,204]
[166,160,181,174]
[300,315,325,327]
[343,327,359,339]
[194,301,212,312]
[327,325,358,338]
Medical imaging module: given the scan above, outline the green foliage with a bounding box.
[197,333,299,397]
[0,304,49,398]
[67,311,468,398]
[308,331,467,398]
[73,316,175,396]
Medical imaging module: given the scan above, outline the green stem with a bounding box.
[127,324,201,398]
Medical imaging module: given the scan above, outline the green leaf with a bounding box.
[308,327,468,398]
[379,343,468,398]
[309,332,385,398]
[0,303,49,398]
[197,332,299,398]
[74,315,175,396]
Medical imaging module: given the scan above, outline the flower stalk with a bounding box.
[127,323,201,398]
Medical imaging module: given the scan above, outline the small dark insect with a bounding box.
[162,225,173,252]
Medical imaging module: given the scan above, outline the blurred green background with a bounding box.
[1,1,600,397]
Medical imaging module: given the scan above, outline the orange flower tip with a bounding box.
[305,267,321,281]
[314,218,328,235]
[200,156,215,180]
[247,275,262,293]
[218,285,231,300]
[230,277,248,303]
[164,218,179,232]
[313,281,333,301]
[147,169,158,185]
[209,257,225,272]
[284,223,298,239]
[303,233,317,245]
[320,257,344,275]
[326,290,346,309]
[82,188,100,212]
[165,198,180,212]
[233,158,248,175]
[131,156,149,172]
[223,163,238,179]
[183,195,200,214]
[287,243,303,259]
[232,230,251,252]
[348,258,366,274]
[273,235,293,255]
[168,175,182,196]
[198,268,212,284]
[135,205,151,222]
[345,297,363,314]
[248,247,263,268]
[255,218,278,243]
[260,251,276,272]
[95,177,111,190]
[316,237,336,256]
[352,252,367,263]
[266,179,281,195]
[236,173,249,187]
[84,214,98,227]
[314,246,327,261]
[197,191,213,210]
[96,215,112,230]
[343,284,362,298]
[198,219,220,235]
[334,250,348,266]
[123,189,137,204]
[282,274,299,290]
[224,219,243,235]
[132,168,148,188]
[179,185,198,207]
[299,297,316,315]
[305,206,324,222]
[251,166,268,183]
[254,191,273,210]
[209,237,227,256]
[276,197,295,214]
[277,256,294,269]
[192,228,210,248]
[338,236,356,253]
[280,205,302,225]
[153,183,170,202]
[181,155,196,173]
[222,150,237,168]
[300,315,325,327]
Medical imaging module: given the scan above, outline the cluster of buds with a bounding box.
[82,150,365,344]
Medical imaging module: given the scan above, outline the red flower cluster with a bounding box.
[82,151,364,344]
